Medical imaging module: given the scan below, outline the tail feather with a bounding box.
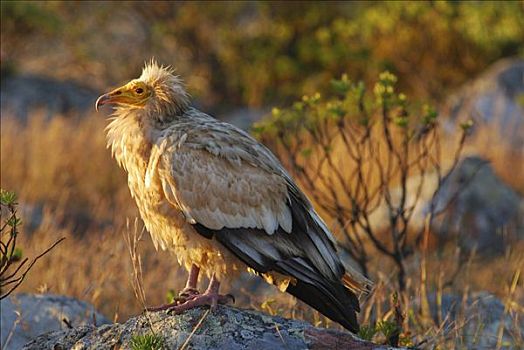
[288,280,359,333]
[196,224,367,333]
[275,257,360,333]
[342,271,373,297]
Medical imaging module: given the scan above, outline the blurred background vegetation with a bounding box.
[1,1,523,348]
[2,1,523,111]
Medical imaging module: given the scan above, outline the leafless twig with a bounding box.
[1,191,65,299]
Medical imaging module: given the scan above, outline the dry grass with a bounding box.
[0,113,178,321]
[1,113,523,347]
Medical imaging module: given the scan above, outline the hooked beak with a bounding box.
[95,93,109,112]
[95,89,123,112]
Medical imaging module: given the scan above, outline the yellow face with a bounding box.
[95,80,152,111]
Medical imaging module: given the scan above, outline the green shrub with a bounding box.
[253,72,470,289]
[0,189,63,299]
[130,333,165,350]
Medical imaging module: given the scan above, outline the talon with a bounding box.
[226,294,235,304]
[166,307,178,315]
[149,272,234,315]
[178,287,200,299]
[166,291,234,314]
[146,301,179,312]
[173,296,187,305]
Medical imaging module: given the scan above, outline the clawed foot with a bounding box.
[146,302,174,312]
[146,267,233,314]
[167,290,235,314]
[145,287,201,312]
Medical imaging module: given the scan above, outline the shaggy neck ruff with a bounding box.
[104,61,190,171]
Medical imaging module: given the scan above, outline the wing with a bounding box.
[158,146,293,235]
[157,116,367,332]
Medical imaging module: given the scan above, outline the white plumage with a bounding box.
[96,61,370,333]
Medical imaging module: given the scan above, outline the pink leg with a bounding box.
[179,265,200,298]
[167,274,234,314]
[146,264,201,312]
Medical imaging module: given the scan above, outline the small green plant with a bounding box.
[254,72,470,291]
[130,333,165,350]
[359,320,404,345]
[377,320,400,346]
[358,324,377,341]
[166,289,177,304]
[0,189,64,299]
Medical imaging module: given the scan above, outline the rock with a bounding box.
[423,292,523,349]
[221,107,269,130]
[22,305,402,350]
[1,293,111,350]
[17,202,45,233]
[360,155,523,256]
[430,156,524,254]
[441,58,524,151]
[0,73,98,122]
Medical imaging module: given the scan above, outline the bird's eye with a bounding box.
[135,87,144,94]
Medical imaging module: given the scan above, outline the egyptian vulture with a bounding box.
[96,61,370,333]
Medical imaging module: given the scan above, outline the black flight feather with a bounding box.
[192,191,361,333]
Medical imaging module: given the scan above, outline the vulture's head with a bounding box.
[95,60,189,119]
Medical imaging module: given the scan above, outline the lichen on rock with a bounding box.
[22,305,400,350]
